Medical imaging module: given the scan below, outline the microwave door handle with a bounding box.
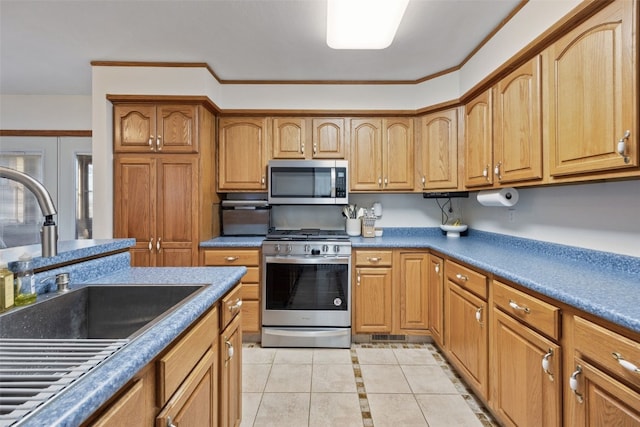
[331,167,336,198]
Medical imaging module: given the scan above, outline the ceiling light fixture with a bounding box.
[327,0,410,50]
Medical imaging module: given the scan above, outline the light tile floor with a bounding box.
[241,343,498,427]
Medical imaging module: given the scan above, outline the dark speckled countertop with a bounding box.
[201,228,640,334]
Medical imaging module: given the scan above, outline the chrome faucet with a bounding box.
[0,166,58,257]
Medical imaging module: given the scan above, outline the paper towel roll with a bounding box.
[477,187,519,207]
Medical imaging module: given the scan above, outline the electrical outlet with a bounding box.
[508,209,516,223]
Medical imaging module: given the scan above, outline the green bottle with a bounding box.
[14,254,37,306]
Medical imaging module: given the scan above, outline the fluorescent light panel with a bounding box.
[327,0,409,50]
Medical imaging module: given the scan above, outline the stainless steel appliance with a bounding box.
[267,160,348,205]
[261,229,351,348]
[221,200,270,236]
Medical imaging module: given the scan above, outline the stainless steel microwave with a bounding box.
[267,160,348,205]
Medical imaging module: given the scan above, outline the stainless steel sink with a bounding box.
[0,284,206,425]
[0,284,206,339]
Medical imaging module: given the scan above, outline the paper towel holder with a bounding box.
[477,187,519,207]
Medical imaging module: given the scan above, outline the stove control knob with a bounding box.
[274,244,281,253]
[286,244,292,253]
[322,245,329,253]
[304,244,311,253]
[334,245,340,253]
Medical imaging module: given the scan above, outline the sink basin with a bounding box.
[0,284,206,339]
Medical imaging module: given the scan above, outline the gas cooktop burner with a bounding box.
[266,228,349,241]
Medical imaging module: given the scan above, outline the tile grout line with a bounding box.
[351,347,374,427]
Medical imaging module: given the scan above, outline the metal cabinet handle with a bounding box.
[509,299,530,314]
[434,263,440,274]
[617,130,631,163]
[357,269,361,286]
[378,177,382,187]
[455,273,468,281]
[569,366,584,403]
[261,176,266,186]
[148,238,153,251]
[156,135,162,151]
[313,143,317,155]
[301,143,305,155]
[384,177,388,186]
[421,176,426,187]
[482,165,490,180]
[226,340,234,361]
[156,237,161,252]
[542,349,554,380]
[225,256,239,262]
[148,136,154,149]
[612,352,640,373]
[228,299,243,312]
[494,161,502,180]
[367,257,381,263]
[475,307,483,323]
[166,416,177,427]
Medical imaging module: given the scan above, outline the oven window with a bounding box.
[265,263,348,310]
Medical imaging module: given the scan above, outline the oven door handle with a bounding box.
[264,329,350,338]
[265,256,350,265]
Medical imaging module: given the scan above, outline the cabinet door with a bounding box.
[547,0,637,176]
[428,255,444,346]
[218,118,269,191]
[494,56,543,184]
[383,118,414,190]
[350,119,383,190]
[91,379,146,427]
[418,109,459,190]
[397,252,428,331]
[156,157,198,267]
[114,104,157,153]
[156,105,198,153]
[491,309,561,427]
[113,156,157,267]
[464,89,493,188]
[446,281,488,396]
[354,267,392,333]
[220,314,242,427]
[312,118,346,158]
[272,117,307,159]
[567,359,640,426]
[156,348,217,427]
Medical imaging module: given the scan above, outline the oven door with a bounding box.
[262,255,351,327]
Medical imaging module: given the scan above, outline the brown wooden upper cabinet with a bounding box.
[464,90,493,188]
[545,0,637,177]
[114,104,198,153]
[350,118,414,191]
[493,56,543,184]
[218,117,269,191]
[271,118,346,159]
[417,108,460,190]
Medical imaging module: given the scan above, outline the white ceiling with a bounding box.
[0,0,522,96]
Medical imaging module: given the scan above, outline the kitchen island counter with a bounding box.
[12,266,246,427]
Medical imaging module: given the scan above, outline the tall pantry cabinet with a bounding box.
[112,98,218,267]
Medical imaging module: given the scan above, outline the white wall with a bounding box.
[0,95,91,129]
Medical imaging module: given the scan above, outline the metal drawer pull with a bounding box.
[569,366,583,403]
[367,257,382,263]
[228,299,243,312]
[475,307,482,323]
[166,416,177,427]
[226,340,234,360]
[434,263,440,274]
[542,349,554,380]
[225,256,239,262]
[455,273,468,281]
[612,352,640,373]
[509,300,530,314]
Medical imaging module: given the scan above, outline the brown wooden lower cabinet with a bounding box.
[427,254,444,347]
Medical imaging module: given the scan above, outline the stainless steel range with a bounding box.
[261,229,351,348]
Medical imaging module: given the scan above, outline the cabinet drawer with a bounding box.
[445,260,487,299]
[574,316,640,389]
[157,306,218,406]
[355,250,393,267]
[203,249,260,266]
[221,284,243,330]
[242,283,259,300]
[493,280,560,340]
[243,266,260,283]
